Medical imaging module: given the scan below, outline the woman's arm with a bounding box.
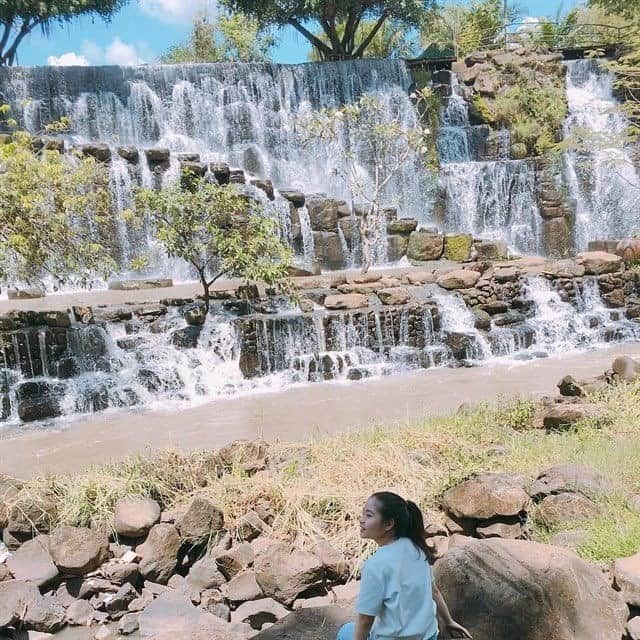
[354,614,375,640]
[433,583,473,638]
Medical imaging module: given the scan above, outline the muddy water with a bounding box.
[1,343,638,478]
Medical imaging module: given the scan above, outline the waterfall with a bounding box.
[563,59,640,249]
[437,73,541,253]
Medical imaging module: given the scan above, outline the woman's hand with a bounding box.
[445,620,473,638]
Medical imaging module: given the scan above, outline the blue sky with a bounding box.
[18,0,581,67]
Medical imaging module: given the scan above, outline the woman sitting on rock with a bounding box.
[337,491,472,640]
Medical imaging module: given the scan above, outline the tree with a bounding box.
[420,0,521,59]
[161,12,275,64]
[221,0,435,60]
[309,19,416,61]
[0,110,117,289]
[0,0,128,66]
[300,90,435,274]
[588,0,639,21]
[133,179,293,311]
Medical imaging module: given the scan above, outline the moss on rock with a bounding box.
[445,234,473,262]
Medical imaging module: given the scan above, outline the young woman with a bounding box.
[337,491,472,640]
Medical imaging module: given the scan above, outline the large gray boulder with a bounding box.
[577,251,623,275]
[441,473,529,521]
[0,580,40,629]
[529,465,611,501]
[434,539,627,640]
[252,606,352,640]
[176,497,224,544]
[254,542,325,606]
[613,552,640,607]
[49,526,108,576]
[6,536,59,586]
[437,269,481,290]
[406,231,444,261]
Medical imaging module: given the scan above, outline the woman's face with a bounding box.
[359,496,394,542]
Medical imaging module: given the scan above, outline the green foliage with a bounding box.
[161,12,275,64]
[309,19,416,61]
[0,111,117,288]
[221,0,434,59]
[133,180,293,309]
[0,0,129,66]
[488,84,567,154]
[588,0,639,21]
[421,0,521,59]
[300,90,435,273]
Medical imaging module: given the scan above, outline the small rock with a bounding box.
[221,570,263,602]
[324,293,368,310]
[627,616,640,640]
[476,521,524,539]
[437,269,481,290]
[550,530,588,550]
[0,580,41,629]
[102,562,139,585]
[105,583,138,613]
[114,497,161,538]
[612,356,640,382]
[216,543,254,580]
[23,599,66,633]
[136,524,181,585]
[377,287,410,306]
[66,599,95,626]
[118,613,140,635]
[613,552,640,607]
[187,555,226,590]
[176,497,224,544]
[543,404,593,430]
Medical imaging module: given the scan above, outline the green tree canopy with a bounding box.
[0,0,129,66]
[0,112,117,288]
[221,0,435,60]
[161,12,275,64]
[133,179,293,310]
[308,19,416,60]
[420,0,520,59]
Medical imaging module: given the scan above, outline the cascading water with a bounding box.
[0,61,434,275]
[564,59,640,249]
[437,74,541,253]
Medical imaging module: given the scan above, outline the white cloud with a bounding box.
[105,38,144,65]
[81,40,105,63]
[47,52,90,66]
[139,0,218,23]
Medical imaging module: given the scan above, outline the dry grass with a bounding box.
[12,381,640,566]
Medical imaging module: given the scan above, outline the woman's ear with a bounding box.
[383,518,395,534]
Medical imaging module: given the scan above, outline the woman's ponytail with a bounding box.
[406,500,431,561]
[370,492,432,562]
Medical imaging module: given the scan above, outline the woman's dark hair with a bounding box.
[370,491,431,561]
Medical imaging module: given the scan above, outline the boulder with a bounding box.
[231,598,289,630]
[136,524,181,585]
[23,598,66,633]
[473,309,491,330]
[377,288,410,306]
[577,251,623,275]
[444,234,473,262]
[406,231,444,261]
[406,271,436,285]
[306,196,338,232]
[144,148,171,165]
[279,191,305,208]
[254,542,325,606]
[82,143,111,162]
[386,234,409,262]
[324,294,367,310]
[612,356,640,381]
[102,561,139,585]
[528,465,611,501]
[6,536,58,587]
[252,605,351,640]
[217,439,269,475]
[493,267,519,283]
[628,617,640,640]
[613,553,640,607]
[138,590,241,639]
[542,404,593,430]
[441,473,529,521]
[119,613,140,635]
[557,375,587,397]
[183,303,207,327]
[4,488,56,540]
[66,599,95,626]
[474,240,507,260]
[475,521,524,539]
[537,493,599,527]
[387,219,418,235]
[549,529,588,550]
[49,526,108,576]
[117,146,139,163]
[187,556,226,591]
[0,580,40,629]
[434,539,627,640]
[176,497,224,544]
[216,543,254,580]
[222,570,264,602]
[114,497,161,538]
[437,269,480,290]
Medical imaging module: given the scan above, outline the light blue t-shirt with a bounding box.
[356,537,438,640]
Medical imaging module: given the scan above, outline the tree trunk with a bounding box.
[199,272,211,313]
[359,214,372,275]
